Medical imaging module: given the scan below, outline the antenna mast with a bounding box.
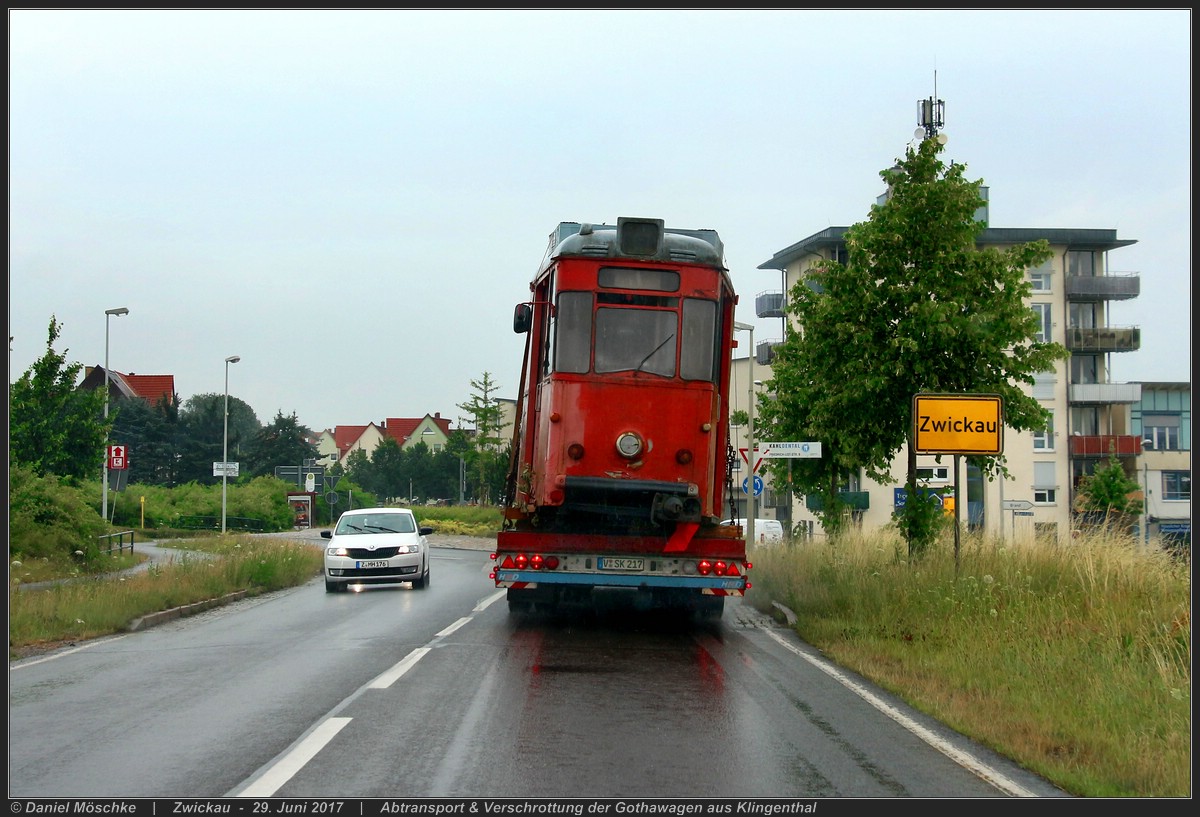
[918,70,945,140]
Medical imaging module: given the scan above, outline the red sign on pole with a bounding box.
[738,448,767,474]
[108,444,128,470]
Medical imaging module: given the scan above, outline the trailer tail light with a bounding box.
[697,559,748,577]
[495,553,560,571]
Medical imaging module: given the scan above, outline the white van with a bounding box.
[721,518,785,546]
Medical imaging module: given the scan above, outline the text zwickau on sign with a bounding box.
[912,393,1004,455]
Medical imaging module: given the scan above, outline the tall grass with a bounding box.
[745,527,1191,798]
[10,536,323,652]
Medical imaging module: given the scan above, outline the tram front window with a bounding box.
[595,308,677,376]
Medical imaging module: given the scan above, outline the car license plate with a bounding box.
[357,559,389,569]
[598,557,644,571]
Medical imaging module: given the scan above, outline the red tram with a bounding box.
[492,217,750,616]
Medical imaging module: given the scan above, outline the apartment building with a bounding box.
[729,197,1189,547]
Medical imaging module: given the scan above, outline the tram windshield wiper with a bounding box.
[634,332,675,375]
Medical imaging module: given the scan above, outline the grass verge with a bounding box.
[745,526,1191,798]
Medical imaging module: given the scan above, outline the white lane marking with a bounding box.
[762,627,1039,797]
[233,717,351,798]
[435,616,472,639]
[10,635,132,669]
[368,647,431,689]
[475,590,506,612]
[228,591,500,796]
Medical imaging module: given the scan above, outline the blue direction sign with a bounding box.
[742,476,764,497]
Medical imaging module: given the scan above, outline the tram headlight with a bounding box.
[615,431,643,459]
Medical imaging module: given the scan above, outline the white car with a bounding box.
[721,517,785,546]
[321,507,433,593]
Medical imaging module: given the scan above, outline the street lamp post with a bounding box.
[222,355,241,533]
[1142,438,1153,546]
[102,307,129,523]
[734,321,755,549]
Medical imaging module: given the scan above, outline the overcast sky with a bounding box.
[8,9,1191,434]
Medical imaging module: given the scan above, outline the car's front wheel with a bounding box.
[325,577,343,593]
[412,562,430,589]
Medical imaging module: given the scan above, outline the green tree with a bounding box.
[10,317,108,481]
[1074,454,1144,532]
[245,411,318,478]
[457,371,506,504]
[109,394,180,486]
[175,394,260,484]
[758,136,1069,555]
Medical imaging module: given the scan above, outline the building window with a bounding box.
[916,465,950,484]
[1031,303,1052,343]
[1032,370,1057,400]
[1028,259,1053,292]
[1033,411,1054,451]
[1163,471,1190,501]
[1033,461,1056,504]
[1143,414,1181,451]
[1067,250,1095,277]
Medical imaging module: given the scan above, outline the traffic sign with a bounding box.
[742,475,764,497]
[913,393,1004,455]
[758,441,822,458]
[212,462,240,478]
[1001,499,1034,511]
[108,444,128,470]
[738,449,766,474]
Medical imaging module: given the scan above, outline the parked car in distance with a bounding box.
[720,517,785,546]
[321,507,433,593]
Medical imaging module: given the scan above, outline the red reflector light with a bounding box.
[745,562,753,570]
[530,554,544,570]
[500,555,517,569]
[545,556,560,569]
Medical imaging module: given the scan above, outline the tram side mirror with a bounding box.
[513,303,532,334]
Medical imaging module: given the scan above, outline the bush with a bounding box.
[9,465,109,562]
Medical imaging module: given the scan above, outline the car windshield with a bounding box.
[336,514,416,535]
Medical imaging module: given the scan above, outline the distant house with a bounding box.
[329,413,455,464]
[334,423,385,463]
[80,366,176,408]
[382,413,453,452]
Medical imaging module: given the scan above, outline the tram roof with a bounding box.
[543,218,726,271]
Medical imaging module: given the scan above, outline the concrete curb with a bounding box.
[771,601,798,625]
[126,590,250,632]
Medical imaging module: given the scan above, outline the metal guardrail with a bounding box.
[175,515,266,532]
[98,530,136,555]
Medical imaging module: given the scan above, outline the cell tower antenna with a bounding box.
[917,70,945,141]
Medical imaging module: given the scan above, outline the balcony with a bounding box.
[1068,434,1145,458]
[1069,382,1142,404]
[1064,273,1140,301]
[756,339,781,366]
[805,491,871,511]
[756,290,786,319]
[1064,326,1140,353]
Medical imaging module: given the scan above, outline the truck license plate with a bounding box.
[357,560,388,569]
[598,557,644,571]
